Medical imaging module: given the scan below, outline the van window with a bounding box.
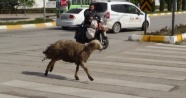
[128,5,140,14]
[65,9,83,14]
[93,3,107,13]
[111,4,129,13]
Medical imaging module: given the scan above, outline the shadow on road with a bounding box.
[22,71,90,84]
[22,71,68,80]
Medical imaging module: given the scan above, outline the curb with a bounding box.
[0,22,56,30]
[128,33,186,44]
[148,11,186,16]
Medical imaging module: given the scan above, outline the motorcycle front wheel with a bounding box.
[101,37,109,49]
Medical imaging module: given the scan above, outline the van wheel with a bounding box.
[141,21,149,31]
[112,22,121,33]
[62,26,68,30]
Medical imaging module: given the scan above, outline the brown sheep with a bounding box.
[42,39,103,81]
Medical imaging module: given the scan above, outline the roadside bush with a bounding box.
[147,24,186,36]
[0,18,54,25]
[160,0,165,11]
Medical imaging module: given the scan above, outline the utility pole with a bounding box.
[80,0,82,7]
[24,0,26,16]
[43,0,46,21]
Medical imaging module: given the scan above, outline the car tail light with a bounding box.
[69,15,75,19]
[106,12,110,19]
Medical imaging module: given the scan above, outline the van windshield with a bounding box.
[65,9,82,14]
[93,3,107,13]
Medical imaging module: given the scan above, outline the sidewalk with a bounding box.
[0,12,186,30]
[0,13,56,22]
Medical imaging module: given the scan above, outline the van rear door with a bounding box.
[93,2,108,18]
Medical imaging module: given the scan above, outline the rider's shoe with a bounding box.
[103,36,108,39]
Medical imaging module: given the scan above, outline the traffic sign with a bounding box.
[61,0,67,7]
[140,0,152,12]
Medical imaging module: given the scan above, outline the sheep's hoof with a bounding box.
[89,77,94,81]
[49,68,53,72]
[45,71,48,76]
[75,76,79,80]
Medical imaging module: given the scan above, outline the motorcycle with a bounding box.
[74,17,109,49]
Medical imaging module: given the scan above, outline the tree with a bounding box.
[167,0,172,11]
[130,0,140,6]
[0,0,19,14]
[177,0,181,11]
[182,0,186,10]
[18,0,35,8]
[160,0,165,11]
[152,1,156,12]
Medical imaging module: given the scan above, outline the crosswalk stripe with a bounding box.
[156,43,186,48]
[51,73,174,91]
[87,61,186,80]
[147,46,186,51]
[89,61,186,72]
[122,51,186,59]
[135,48,186,55]
[0,94,25,98]
[107,56,186,65]
[63,65,186,81]
[1,80,146,98]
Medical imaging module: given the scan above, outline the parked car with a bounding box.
[56,8,87,29]
[92,0,150,33]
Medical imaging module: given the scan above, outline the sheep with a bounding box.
[42,39,103,81]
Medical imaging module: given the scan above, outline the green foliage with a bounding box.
[160,0,165,11]
[0,0,18,9]
[0,18,54,25]
[147,24,186,36]
[182,0,186,10]
[167,0,172,11]
[18,0,35,7]
[130,0,140,5]
[177,0,181,11]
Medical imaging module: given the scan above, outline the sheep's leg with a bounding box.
[45,59,56,76]
[49,62,55,72]
[80,62,94,81]
[74,64,80,80]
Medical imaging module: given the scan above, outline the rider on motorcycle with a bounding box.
[84,3,107,39]
[84,3,100,28]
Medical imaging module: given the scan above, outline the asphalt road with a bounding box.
[0,14,186,98]
[148,13,186,31]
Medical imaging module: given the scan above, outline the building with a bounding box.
[26,0,160,9]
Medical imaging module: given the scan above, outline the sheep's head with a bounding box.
[87,40,103,51]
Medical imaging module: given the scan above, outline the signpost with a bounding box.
[140,0,152,35]
[172,0,176,36]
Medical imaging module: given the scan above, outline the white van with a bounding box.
[92,1,150,33]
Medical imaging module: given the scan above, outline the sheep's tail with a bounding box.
[42,45,51,61]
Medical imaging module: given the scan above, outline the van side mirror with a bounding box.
[138,12,143,15]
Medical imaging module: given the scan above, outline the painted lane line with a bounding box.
[107,56,186,65]
[52,73,175,92]
[1,80,146,98]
